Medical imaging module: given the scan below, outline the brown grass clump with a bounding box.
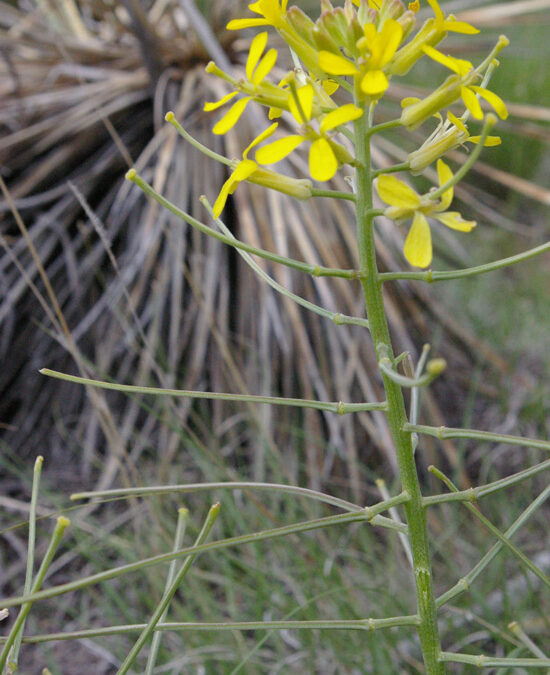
[1,0,549,502]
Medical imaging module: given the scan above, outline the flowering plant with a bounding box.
[26,1,550,673]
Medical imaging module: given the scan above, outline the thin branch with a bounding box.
[1,505,409,610]
[405,423,550,453]
[41,368,385,415]
[71,481,372,515]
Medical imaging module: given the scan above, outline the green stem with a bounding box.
[9,456,43,670]
[437,483,550,607]
[427,114,496,202]
[201,197,370,328]
[165,112,232,166]
[430,467,550,590]
[372,162,410,177]
[439,652,550,668]
[145,508,189,675]
[354,107,444,674]
[118,504,219,674]
[310,187,356,201]
[0,517,70,671]
[405,423,550,453]
[378,239,550,282]
[40,369,384,415]
[126,170,358,279]
[71,481,375,515]
[1,615,420,645]
[1,504,409,610]
[423,457,550,506]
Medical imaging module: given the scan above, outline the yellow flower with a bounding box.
[426,0,479,35]
[254,84,362,182]
[407,110,501,173]
[204,32,280,135]
[422,45,508,121]
[213,124,312,217]
[318,18,404,97]
[390,0,479,77]
[227,0,288,30]
[376,160,476,268]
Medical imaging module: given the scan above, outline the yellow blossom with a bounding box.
[422,45,508,121]
[390,0,479,77]
[213,124,312,217]
[227,0,288,30]
[376,159,476,268]
[318,18,404,97]
[407,110,501,172]
[254,84,362,181]
[204,32,280,135]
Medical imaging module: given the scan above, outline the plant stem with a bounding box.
[41,369,384,414]
[0,505,409,610]
[353,106,444,674]
[1,615,420,644]
[405,423,550,452]
[0,517,70,671]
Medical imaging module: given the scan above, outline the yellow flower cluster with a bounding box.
[200,0,508,268]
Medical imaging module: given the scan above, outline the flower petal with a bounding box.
[309,137,338,182]
[246,32,268,81]
[375,19,403,68]
[253,48,278,86]
[255,134,304,165]
[461,86,483,120]
[230,159,258,187]
[204,91,238,112]
[243,123,279,158]
[447,110,468,134]
[249,0,282,23]
[320,104,363,134]
[212,97,251,135]
[322,79,339,95]
[470,86,508,120]
[288,84,314,123]
[468,135,501,146]
[425,0,445,27]
[434,211,476,231]
[423,45,472,77]
[318,50,358,76]
[404,212,432,268]
[212,159,258,218]
[213,180,233,218]
[227,18,270,30]
[445,19,479,34]
[213,160,258,218]
[360,69,389,96]
[377,175,420,209]
[436,159,453,210]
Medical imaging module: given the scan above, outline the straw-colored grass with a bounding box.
[1,0,549,671]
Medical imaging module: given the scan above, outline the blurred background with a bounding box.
[1,0,549,671]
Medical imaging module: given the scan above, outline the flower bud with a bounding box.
[248,169,313,200]
[400,75,462,129]
[408,125,467,173]
[317,6,362,54]
[426,358,446,376]
[397,9,417,41]
[356,0,377,26]
[326,138,356,167]
[312,23,342,54]
[378,0,407,25]
[286,7,316,45]
[389,18,444,76]
[279,26,326,78]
